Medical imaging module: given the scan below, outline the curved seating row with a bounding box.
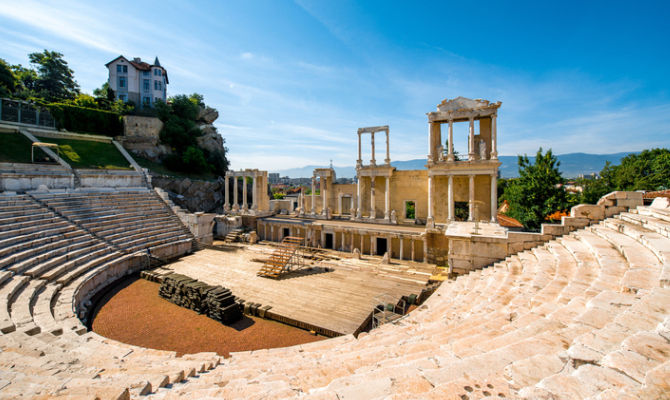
[0,191,210,399]
[1,193,669,399]
[149,201,670,400]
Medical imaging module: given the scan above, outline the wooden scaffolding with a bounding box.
[257,236,305,278]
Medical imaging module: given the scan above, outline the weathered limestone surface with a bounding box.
[0,188,668,399]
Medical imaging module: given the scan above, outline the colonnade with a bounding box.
[427,173,497,223]
[257,220,428,262]
[355,175,392,221]
[224,170,260,213]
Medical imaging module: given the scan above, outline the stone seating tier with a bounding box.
[0,193,668,398]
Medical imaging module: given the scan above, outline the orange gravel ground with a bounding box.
[91,277,325,357]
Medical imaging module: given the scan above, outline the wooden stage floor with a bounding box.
[164,244,434,336]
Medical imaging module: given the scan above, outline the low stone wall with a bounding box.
[77,169,145,188]
[73,254,145,323]
[446,191,645,273]
[0,162,74,191]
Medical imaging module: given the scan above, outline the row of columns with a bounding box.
[258,221,427,262]
[355,175,391,220]
[310,175,328,216]
[432,114,498,162]
[357,128,390,167]
[427,173,498,223]
[224,173,258,212]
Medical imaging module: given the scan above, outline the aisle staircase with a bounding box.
[224,229,243,244]
[257,236,304,278]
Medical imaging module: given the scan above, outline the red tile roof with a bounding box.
[497,213,524,228]
[643,189,670,199]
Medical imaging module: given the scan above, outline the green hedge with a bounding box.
[47,103,123,136]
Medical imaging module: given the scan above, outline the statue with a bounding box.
[390,209,397,224]
[478,139,487,160]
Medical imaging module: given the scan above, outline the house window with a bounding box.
[119,77,126,88]
[143,79,150,91]
[143,71,149,76]
[154,69,161,76]
[119,94,126,101]
[404,201,416,219]
[143,97,151,105]
[154,80,161,91]
[116,65,127,73]
[155,97,160,103]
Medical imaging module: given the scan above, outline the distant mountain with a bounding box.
[271,152,636,179]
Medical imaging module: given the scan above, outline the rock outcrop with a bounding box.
[152,176,225,213]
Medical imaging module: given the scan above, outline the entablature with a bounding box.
[427,159,500,176]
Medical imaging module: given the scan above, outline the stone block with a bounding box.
[571,204,605,220]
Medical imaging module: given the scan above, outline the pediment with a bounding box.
[437,97,496,112]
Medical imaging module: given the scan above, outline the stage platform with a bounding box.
[163,244,434,336]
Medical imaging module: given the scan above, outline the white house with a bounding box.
[105,56,168,108]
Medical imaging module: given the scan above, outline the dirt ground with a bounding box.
[91,277,325,357]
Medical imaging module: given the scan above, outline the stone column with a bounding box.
[350,232,354,251]
[311,176,316,215]
[233,175,239,211]
[447,119,454,161]
[224,175,230,212]
[448,175,454,222]
[384,176,390,221]
[410,239,415,261]
[360,234,364,254]
[427,175,434,226]
[468,116,475,161]
[423,238,428,263]
[357,132,362,166]
[399,237,404,260]
[242,175,248,212]
[356,176,362,218]
[371,236,376,255]
[370,132,376,166]
[370,177,376,219]
[491,114,498,159]
[387,234,393,258]
[321,177,327,216]
[384,129,390,165]
[320,230,325,247]
[468,174,475,221]
[264,223,268,240]
[491,174,498,222]
[252,174,258,211]
[427,122,434,163]
[270,225,274,242]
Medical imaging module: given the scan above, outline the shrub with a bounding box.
[47,103,122,136]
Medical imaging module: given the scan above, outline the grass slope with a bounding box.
[0,132,33,163]
[34,136,132,170]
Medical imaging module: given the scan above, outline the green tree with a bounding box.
[0,58,17,97]
[500,148,569,231]
[28,50,79,101]
[93,82,115,102]
[10,64,39,99]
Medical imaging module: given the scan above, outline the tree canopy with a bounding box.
[0,58,16,97]
[500,148,571,231]
[28,50,80,101]
[578,148,670,203]
[158,94,229,177]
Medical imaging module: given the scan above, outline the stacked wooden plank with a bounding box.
[159,273,242,324]
[206,287,241,324]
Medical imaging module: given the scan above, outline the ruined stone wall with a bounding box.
[388,170,428,221]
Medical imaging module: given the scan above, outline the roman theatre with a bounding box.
[0,97,668,399]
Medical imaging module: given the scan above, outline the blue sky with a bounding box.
[1,1,669,171]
